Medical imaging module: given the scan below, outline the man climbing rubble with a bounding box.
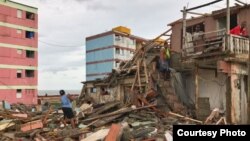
[60,89,75,129]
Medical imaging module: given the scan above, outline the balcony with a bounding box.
[182,30,249,61]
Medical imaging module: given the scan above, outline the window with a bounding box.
[25,31,35,39]
[17,49,22,55]
[26,50,35,58]
[17,9,22,18]
[25,70,34,77]
[16,89,22,98]
[115,35,121,41]
[17,69,22,78]
[133,40,136,45]
[115,61,120,68]
[26,11,35,20]
[115,48,120,54]
[217,14,237,31]
[121,37,125,43]
[16,29,22,34]
[121,49,125,55]
[90,87,97,93]
[186,23,205,34]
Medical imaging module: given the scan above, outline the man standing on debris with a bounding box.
[230,21,248,38]
[60,90,75,128]
[158,44,170,79]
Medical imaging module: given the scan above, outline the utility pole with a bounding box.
[226,0,230,49]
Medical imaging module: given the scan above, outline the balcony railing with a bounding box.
[182,29,250,58]
[225,34,249,54]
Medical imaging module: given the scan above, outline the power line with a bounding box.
[39,40,83,48]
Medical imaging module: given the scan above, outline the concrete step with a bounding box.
[173,102,187,115]
[166,94,179,103]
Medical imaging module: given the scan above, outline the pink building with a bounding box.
[0,0,38,105]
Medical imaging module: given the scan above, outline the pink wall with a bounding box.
[170,16,216,53]
[0,69,37,85]
[0,26,38,47]
[0,48,38,66]
[0,5,38,28]
[0,3,38,105]
[0,89,38,105]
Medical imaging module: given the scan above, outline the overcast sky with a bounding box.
[12,0,250,90]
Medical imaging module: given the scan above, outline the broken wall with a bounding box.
[183,69,227,111]
[170,15,216,53]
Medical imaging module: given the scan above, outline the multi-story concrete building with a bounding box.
[86,26,146,81]
[0,0,38,105]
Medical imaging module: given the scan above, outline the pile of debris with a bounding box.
[0,100,205,141]
[0,29,227,140]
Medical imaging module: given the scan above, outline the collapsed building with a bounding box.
[80,2,250,124]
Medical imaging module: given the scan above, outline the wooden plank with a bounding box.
[0,121,15,131]
[105,124,122,141]
[11,113,28,118]
[93,114,122,128]
[89,101,120,117]
[81,129,109,141]
[137,59,142,92]
[168,112,203,124]
[131,66,138,91]
[82,105,156,122]
[143,59,149,83]
[21,120,43,132]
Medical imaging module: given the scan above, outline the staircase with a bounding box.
[151,69,188,115]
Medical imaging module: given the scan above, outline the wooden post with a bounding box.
[248,37,250,123]
[182,7,187,54]
[143,59,149,84]
[137,60,142,93]
[226,0,230,50]
[226,74,232,123]
[195,66,199,112]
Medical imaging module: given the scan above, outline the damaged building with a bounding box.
[80,2,250,124]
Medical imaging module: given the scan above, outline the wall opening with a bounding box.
[90,87,97,93]
[16,89,22,98]
[217,14,238,31]
[25,70,35,77]
[26,11,35,20]
[115,48,120,54]
[26,50,35,58]
[17,9,22,18]
[25,31,35,39]
[17,69,22,78]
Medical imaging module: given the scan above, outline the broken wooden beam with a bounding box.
[168,112,203,124]
[105,124,122,141]
[21,120,43,132]
[82,105,156,122]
